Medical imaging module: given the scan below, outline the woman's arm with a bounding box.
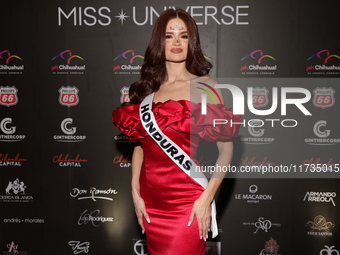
[131,145,150,232]
[188,141,233,240]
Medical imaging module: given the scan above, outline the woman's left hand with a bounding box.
[188,195,211,241]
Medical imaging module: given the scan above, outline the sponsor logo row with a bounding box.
[2,240,338,255]
[0,179,118,203]
[2,49,340,75]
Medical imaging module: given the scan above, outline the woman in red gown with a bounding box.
[112,9,240,255]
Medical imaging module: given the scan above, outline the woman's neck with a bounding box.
[165,61,193,82]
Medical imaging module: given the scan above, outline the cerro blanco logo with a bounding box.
[5,178,26,195]
[0,118,25,142]
[68,241,90,254]
[1,178,33,202]
[320,245,339,255]
[58,5,249,26]
[0,86,18,107]
[54,118,86,142]
[304,120,339,146]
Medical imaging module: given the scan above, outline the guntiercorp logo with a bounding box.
[58,5,250,26]
[0,86,18,107]
[70,187,118,201]
[0,50,24,74]
[304,120,340,146]
[53,118,86,142]
[0,118,26,142]
[241,119,275,144]
[51,50,85,74]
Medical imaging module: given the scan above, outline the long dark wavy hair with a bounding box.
[128,8,212,104]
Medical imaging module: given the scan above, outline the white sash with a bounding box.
[139,93,218,238]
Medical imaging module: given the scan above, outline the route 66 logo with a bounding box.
[313,87,335,109]
[0,86,18,107]
[252,87,268,108]
[59,86,79,107]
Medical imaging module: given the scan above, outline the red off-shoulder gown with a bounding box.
[112,100,240,255]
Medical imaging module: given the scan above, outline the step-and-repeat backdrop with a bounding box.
[1,0,340,254]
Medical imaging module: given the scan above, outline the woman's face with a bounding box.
[164,18,189,63]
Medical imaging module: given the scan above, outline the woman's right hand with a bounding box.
[132,192,150,233]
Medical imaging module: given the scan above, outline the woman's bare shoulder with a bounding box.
[190,76,223,104]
